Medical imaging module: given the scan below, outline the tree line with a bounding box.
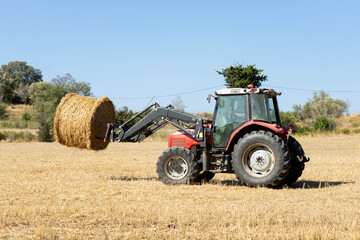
[0,61,351,143]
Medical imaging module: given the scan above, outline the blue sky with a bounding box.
[1,0,359,114]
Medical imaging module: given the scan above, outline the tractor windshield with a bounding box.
[213,95,246,148]
[250,94,278,123]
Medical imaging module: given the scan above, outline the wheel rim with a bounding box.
[242,143,275,178]
[165,156,188,180]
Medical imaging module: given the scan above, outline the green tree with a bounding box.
[14,83,30,107]
[294,91,348,120]
[115,106,154,128]
[0,61,42,103]
[29,82,62,141]
[51,73,92,96]
[0,84,4,103]
[115,106,135,124]
[217,64,268,88]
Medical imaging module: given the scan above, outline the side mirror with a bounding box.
[207,94,216,103]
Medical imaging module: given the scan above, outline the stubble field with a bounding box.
[0,135,360,239]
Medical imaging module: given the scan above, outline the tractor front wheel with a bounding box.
[157,147,199,184]
[232,131,290,188]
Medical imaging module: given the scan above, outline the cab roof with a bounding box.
[215,88,281,97]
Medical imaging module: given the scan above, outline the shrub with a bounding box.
[23,131,36,141]
[0,131,7,140]
[280,111,298,127]
[352,129,360,134]
[26,120,38,129]
[334,129,341,134]
[15,120,28,129]
[313,116,336,131]
[1,120,10,128]
[0,131,35,142]
[341,128,350,134]
[22,112,32,121]
[296,125,312,135]
[2,114,37,129]
[6,132,19,142]
[37,121,53,142]
[2,119,29,129]
[0,104,7,120]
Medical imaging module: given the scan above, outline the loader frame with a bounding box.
[105,103,208,148]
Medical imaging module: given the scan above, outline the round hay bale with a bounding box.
[54,93,115,150]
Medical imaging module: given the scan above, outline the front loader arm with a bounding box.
[104,103,207,147]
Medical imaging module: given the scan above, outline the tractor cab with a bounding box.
[212,88,282,149]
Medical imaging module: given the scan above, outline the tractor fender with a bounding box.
[225,121,286,152]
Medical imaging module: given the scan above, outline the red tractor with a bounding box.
[106,87,309,188]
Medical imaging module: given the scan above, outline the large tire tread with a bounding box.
[231,130,290,188]
[157,146,199,185]
[284,136,306,185]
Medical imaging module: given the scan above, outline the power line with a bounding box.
[263,84,360,93]
[108,84,226,100]
[99,83,360,100]
[144,96,155,108]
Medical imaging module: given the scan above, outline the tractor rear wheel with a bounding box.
[283,136,307,185]
[231,131,290,188]
[157,146,200,184]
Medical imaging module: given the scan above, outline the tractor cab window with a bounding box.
[250,94,278,124]
[213,95,246,148]
[268,97,277,123]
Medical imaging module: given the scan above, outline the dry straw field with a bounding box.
[1,135,360,239]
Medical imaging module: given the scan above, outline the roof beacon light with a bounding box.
[248,84,254,89]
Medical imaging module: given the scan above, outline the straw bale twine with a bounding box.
[54,93,115,150]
